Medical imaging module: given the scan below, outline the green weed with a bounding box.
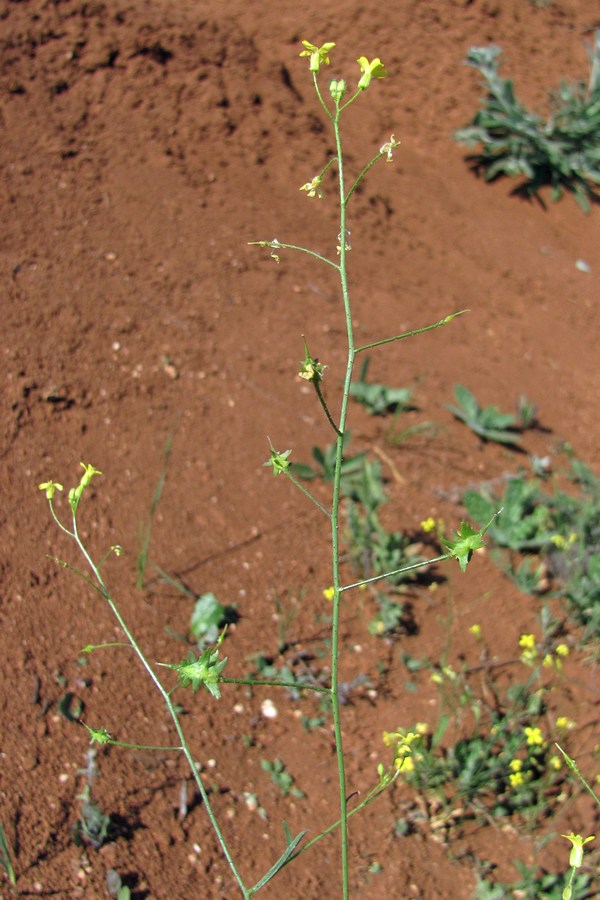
[350,356,414,416]
[0,819,16,887]
[454,33,600,211]
[447,384,526,446]
[261,758,305,799]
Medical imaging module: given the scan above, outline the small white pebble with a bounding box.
[261,698,278,719]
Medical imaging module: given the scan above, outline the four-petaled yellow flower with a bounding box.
[299,176,323,199]
[299,41,336,73]
[524,725,544,746]
[323,586,335,601]
[561,832,595,868]
[420,517,436,533]
[357,56,388,90]
[38,480,63,500]
[519,633,536,650]
[509,771,524,788]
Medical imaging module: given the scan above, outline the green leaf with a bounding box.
[190,593,226,643]
[250,828,307,893]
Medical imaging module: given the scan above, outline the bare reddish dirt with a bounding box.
[2,1,600,897]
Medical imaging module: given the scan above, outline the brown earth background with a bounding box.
[2,0,600,897]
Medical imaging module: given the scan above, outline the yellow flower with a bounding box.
[299,176,323,199]
[519,633,536,650]
[468,624,482,639]
[357,56,388,90]
[396,755,414,773]
[524,726,544,747]
[556,643,570,657]
[556,716,575,730]
[420,517,436,533]
[299,40,335,72]
[549,755,562,770]
[509,771,524,788]
[38,480,63,500]
[323,586,335,602]
[509,759,523,772]
[415,722,428,735]
[561,832,594,868]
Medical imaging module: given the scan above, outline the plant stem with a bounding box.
[221,677,330,694]
[284,470,331,517]
[330,99,354,900]
[339,553,450,592]
[70,515,251,899]
[355,310,467,354]
[314,379,341,436]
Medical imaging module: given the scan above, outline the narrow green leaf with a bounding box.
[250,830,307,893]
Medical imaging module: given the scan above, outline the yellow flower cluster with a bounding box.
[550,531,578,550]
[383,724,427,774]
[508,758,528,788]
[519,633,569,671]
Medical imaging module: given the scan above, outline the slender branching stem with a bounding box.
[284,471,331,518]
[340,554,450,592]
[355,310,468,354]
[69,514,251,899]
[221,677,330,695]
[313,379,341,436]
[330,98,354,900]
[247,240,339,271]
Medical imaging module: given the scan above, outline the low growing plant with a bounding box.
[387,633,574,835]
[349,356,415,416]
[464,453,600,640]
[447,384,529,446]
[454,32,600,211]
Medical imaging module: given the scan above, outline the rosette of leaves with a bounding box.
[454,33,600,211]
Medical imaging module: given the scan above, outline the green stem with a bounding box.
[248,240,339,271]
[70,514,251,899]
[313,71,335,121]
[330,98,353,900]
[284,471,331,518]
[314,379,341,436]
[340,554,450,592]
[355,310,468,354]
[105,740,183,751]
[291,769,400,860]
[555,743,600,807]
[221,677,330,695]
[345,149,386,205]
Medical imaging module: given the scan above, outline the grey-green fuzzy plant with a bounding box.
[37,41,488,899]
[455,32,600,211]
